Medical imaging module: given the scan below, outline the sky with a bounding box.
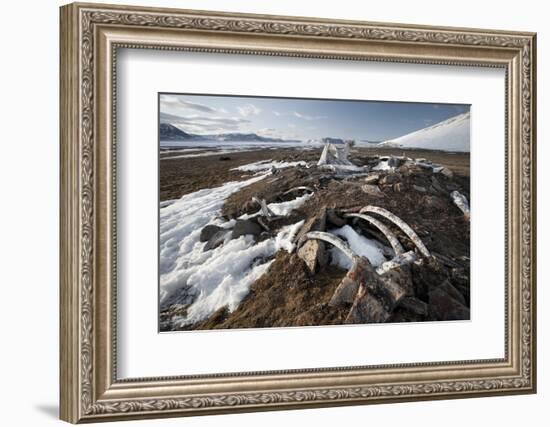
[159,93,470,142]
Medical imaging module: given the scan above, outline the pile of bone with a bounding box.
[294,205,470,324]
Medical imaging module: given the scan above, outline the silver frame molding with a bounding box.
[60,2,537,423]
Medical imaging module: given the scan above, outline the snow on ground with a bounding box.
[161,148,254,160]
[372,160,393,171]
[380,111,470,152]
[159,172,310,327]
[159,199,177,208]
[232,159,307,172]
[160,174,266,305]
[318,164,365,173]
[163,220,305,328]
[269,194,312,216]
[160,148,209,155]
[239,193,313,220]
[328,225,387,269]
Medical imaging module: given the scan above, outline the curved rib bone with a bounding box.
[298,231,361,305]
[283,186,314,195]
[375,250,417,275]
[298,231,358,264]
[298,231,410,317]
[359,206,431,258]
[344,213,404,256]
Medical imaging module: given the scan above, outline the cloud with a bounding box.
[293,111,326,121]
[257,127,303,141]
[273,111,283,116]
[160,112,250,134]
[160,95,220,114]
[238,103,261,117]
[256,128,277,136]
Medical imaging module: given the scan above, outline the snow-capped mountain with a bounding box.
[381,112,470,152]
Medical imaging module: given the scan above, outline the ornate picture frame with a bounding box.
[60,2,536,423]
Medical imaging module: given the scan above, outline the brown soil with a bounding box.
[159,148,319,201]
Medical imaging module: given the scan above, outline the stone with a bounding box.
[431,176,445,193]
[204,230,230,251]
[438,279,466,305]
[397,164,412,176]
[451,268,470,303]
[379,173,400,185]
[200,224,223,242]
[364,174,380,184]
[296,210,328,273]
[413,184,427,193]
[411,257,449,302]
[428,286,470,321]
[297,240,328,274]
[422,195,447,211]
[438,167,454,178]
[231,219,262,239]
[326,208,346,227]
[399,296,429,317]
[345,285,390,324]
[219,156,231,161]
[361,184,383,197]
[342,261,409,324]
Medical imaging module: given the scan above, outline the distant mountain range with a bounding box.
[159,123,194,140]
[160,123,300,143]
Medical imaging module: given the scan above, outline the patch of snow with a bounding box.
[318,164,365,173]
[160,174,267,307]
[232,160,307,172]
[167,220,305,327]
[239,193,313,219]
[269,193,313,216]
[381,112,470,152]
[161,148,252,160]
[372,160,393,171]
[328,225,387,269]
[160,199,177,208]
[159,173,308,327]
[275,220,305,253]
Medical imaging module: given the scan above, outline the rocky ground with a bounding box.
[159,146,470,331]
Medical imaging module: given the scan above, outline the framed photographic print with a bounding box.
[60,2,537,423]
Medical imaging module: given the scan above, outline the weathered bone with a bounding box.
[256,217,270,232]
[345,263,409,324]
[330,258,365,306]
[344,213,404,256]
[251,196,276,219]
[296,211,328,272]
[298,231,358,264]
[450,190,470,220]
[283,186,314,195]
[375,250,417,275]
[299,231,409,321]
[359,206,431,258]
[298,231,361,304]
